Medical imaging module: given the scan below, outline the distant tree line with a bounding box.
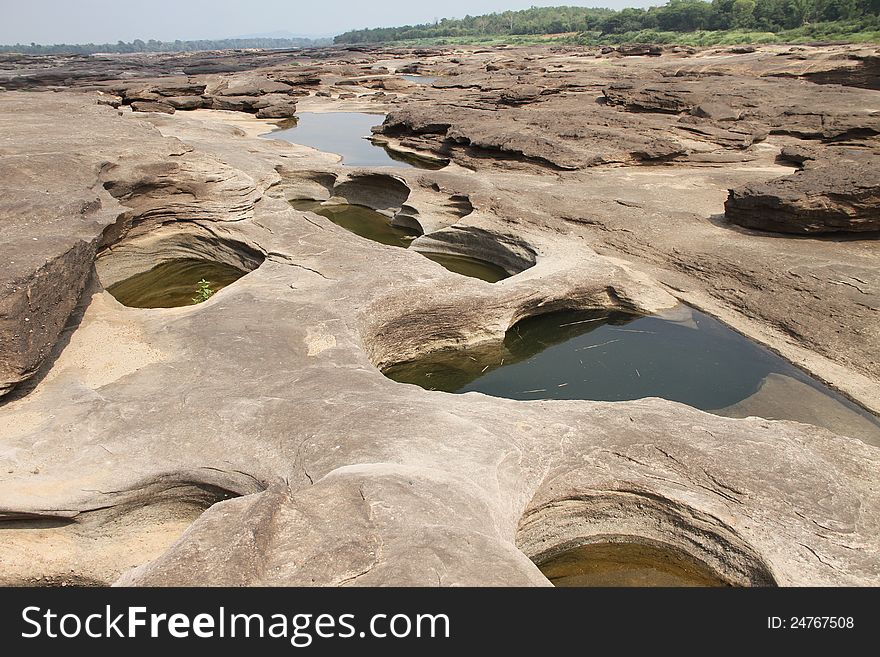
[0,37,331,55]
[334,1,880,43]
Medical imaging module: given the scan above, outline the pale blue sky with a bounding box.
[0,0,659,44]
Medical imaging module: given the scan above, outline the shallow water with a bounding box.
[420,252,510,283]
[538,543,728,587]
[383,307,880,441]
[400,75,438,85]
[106,258,246,308]
[269,112,428,168]
[291,200,420,247]
[292,200,512,282]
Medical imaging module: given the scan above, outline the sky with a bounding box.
[0,0,659,45]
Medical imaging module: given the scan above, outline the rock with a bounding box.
[206,74,299,97]
[209,95,257,112]
[315,90,331,97]
[690,102,740,121]
[337,92,357,99]
[271,71,322,87]
[379,100,688,171]
[0,93,169,395]
[725,150,880,234]
[617,44,663,57]
[95,92,122,109]
[602,77,880,140]
[728,46,757,54]
[163,95,209,110]
[255,101,298,119]
[604,82,695,113]
[1,45,879,591]
[362,77,411,92]
[497,84,543,106]
[777,144,820,166]
[115,79,207,104]
[130,101,175,114]
[122,89,161,103]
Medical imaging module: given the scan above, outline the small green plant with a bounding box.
[192,279,214,304]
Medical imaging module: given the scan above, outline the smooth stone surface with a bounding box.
[1,45,879,588]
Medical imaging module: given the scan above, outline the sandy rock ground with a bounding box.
[0,43,878,586]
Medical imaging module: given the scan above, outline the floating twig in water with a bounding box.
[575,339,620,351]
[558,317,606,328]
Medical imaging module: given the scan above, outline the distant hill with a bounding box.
[334,1,880,45]
[0,36,332,55]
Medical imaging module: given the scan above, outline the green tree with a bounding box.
[733,0,759,26]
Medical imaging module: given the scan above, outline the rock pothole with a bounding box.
[0,478,251,586]
[381,304,880,445]
[282,170,533,282]
[517,491,777,588]
[95,223,265,308]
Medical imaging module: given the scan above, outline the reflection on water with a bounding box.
[106,258,246,308]
[383,307,880,442]
[420,252,510,283]
[269,112,436,168]
[401,75,438,85]
[291,200,420,248]
[291,200,511,282]
[538,543,728,587]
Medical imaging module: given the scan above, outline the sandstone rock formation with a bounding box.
[0,43,878,588]
[725,148,880,234]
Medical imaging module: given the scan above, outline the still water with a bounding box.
[291,200,510,283]
[401,75,438,85]
[106,258,246,308]
[383,307,880,443]
[269,112,436,168]
[291,200,419,247]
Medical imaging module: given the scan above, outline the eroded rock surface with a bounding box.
[0,43,878,587]
[725,147,880,234]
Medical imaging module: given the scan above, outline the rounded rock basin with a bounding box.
[106,258,247,308]
[292,199,511,282]
[291,200,419,247]
[537,542,728,587]
[383,307,880,445]
[420,252,510,283]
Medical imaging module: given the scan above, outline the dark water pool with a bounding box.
[383,307,880,443]
[420,252,510,283]
[291,200,420,247]
[106,258,246,308]
[291,200,511,282]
